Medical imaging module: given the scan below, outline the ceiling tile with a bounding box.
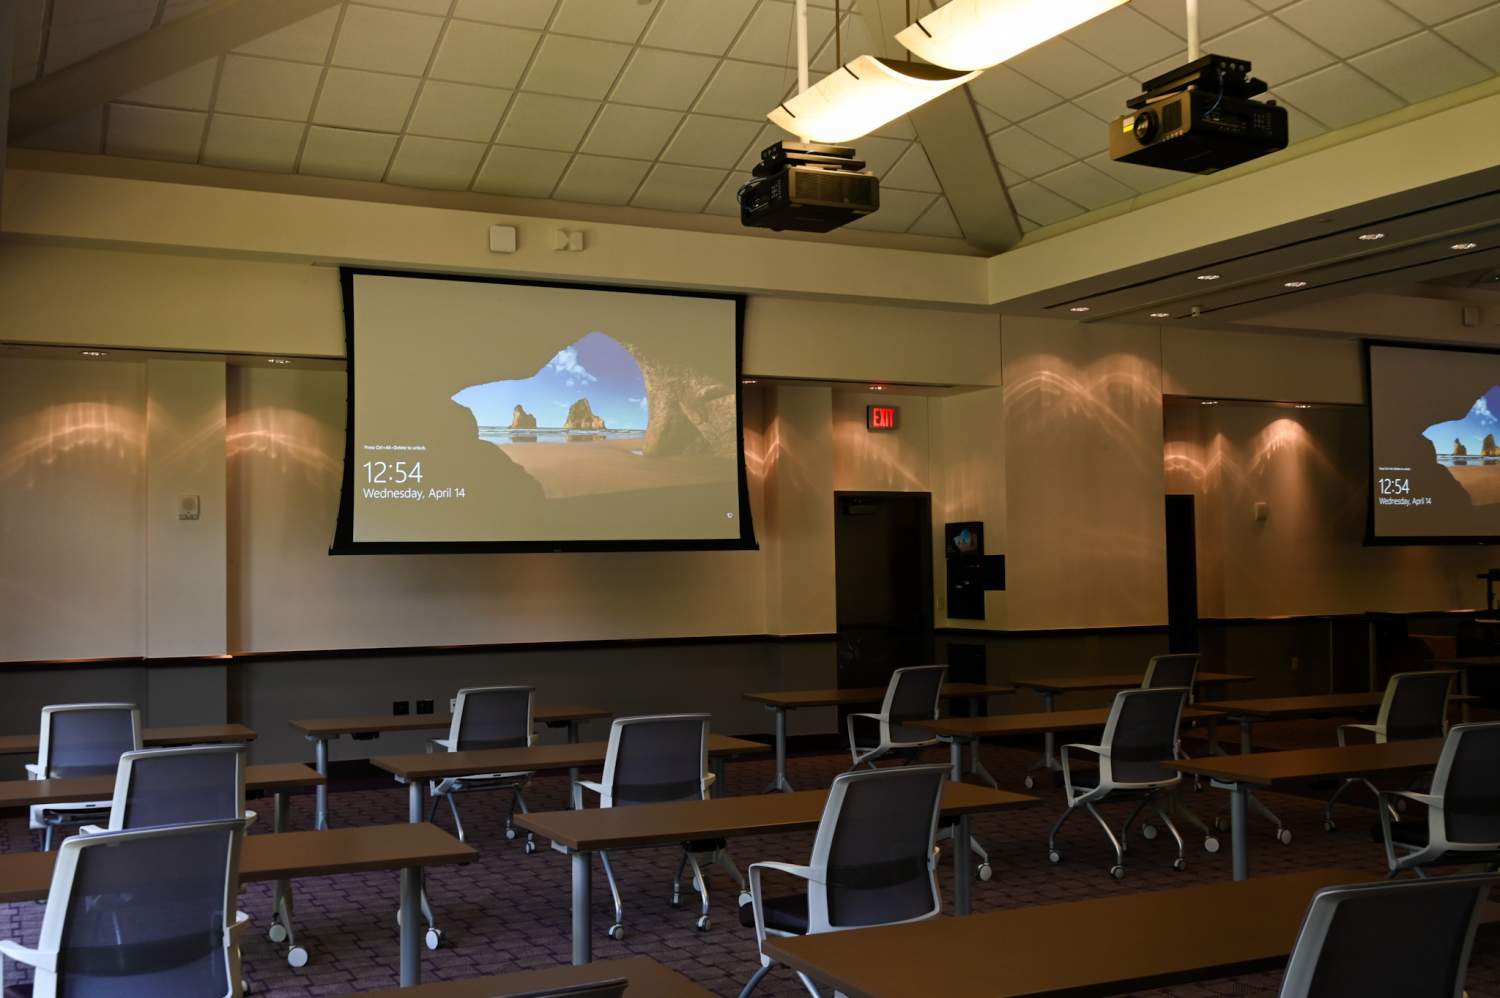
[1007,181,1086,227]
[852,135,909,176]
[966,66,1064,121]
[216,55,323,121]
[358,0,453,14]
[883,144,940,193]
[1008,38,1120,99]
[695,60,798,119]
[45,0,155,73]
[1278,0,1423,57]
[999,163,1024,186]
[1083,152,1182,193]
[453,0,559,29]
[14,107,103,155]
[1264,91,1331,140]
[1131,0,1262,38]
[387,135,487,189]
[1071,77,1141,122]
[1032,161,1135,210]
[1385,0,1495,25]
[432,20,540,89]
[121,58,218,112]
[495,92,599,150]
[408,81,514,142]
[1019,102,1109,159]
[580,104,684,159]
[632,163,724,212]
[551,0,658,42]
[873,115,917,141]
[1208,16,1337,87]
[202,114,304,172]
[665,114,763,168]
[988,126,1072,179]
[299,126,398,180]
[312,68,420,132]
[730,1,835,66]
[1438,5,1500,69]
[521,34,632,100]
[846,189,935,233]
[473,145,572,197]
[554,154,652,204]
[703,171,752,216]
[234,8,339,64]
[332,4,444,76]
[642,0,759,55]
[105,104,206,163]
[610,49,720,110]
[975,104,1008,132]
[161,0,215,23]
[909,197,963,239]
[1274,62,1403,127]
[811,11,873,73]
[1350,30,1491,101]
[1066,6,1185,73]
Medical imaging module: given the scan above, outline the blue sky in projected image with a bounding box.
[451,332,648,430]
[1424,386,1500,454]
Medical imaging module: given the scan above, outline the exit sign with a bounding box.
[867,405,899,431]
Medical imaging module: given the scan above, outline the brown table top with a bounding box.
[910,706,1222,740]
[765,868,1378,998]
[1431,656,1500,669]
[345,956,713,997]
[743,683,1015,709]
[1211,692,1477,719]
[1009,672,1253,694]
[1173,738,1445,788]
[0,822,475,904]
[515,781,1036,852]
[0,763,324,808]
[0,723,258,756]
[290,704,612,737]
[371,733,766,782]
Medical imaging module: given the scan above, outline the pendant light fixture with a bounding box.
[894,0,1132,72]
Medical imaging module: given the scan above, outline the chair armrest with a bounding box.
[747,861,820,959]
[1379,790,1441,810]
[243,810,258,830]
[1060,744,1105,801]
[225,909,251,947]
[78,824,106,836]
[1336,723,1378,747]
[0,939,53,973]
[576,779,607,799]
[702,772,716,795]
[428,738,452,752]
[23,764,42,779]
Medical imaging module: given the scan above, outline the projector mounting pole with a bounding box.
[1185,0,1201,61]
[794,0,810,141]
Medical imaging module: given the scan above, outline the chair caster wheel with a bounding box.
[1048,850,1062,865]
[243,979,252,995]
[608,924,625,941]
[1142,824,1158,840]
[1323,820,1337,833]
[977,863,992,881]
[1172,858,1186,872]
[1277,828,1293,845]
[524,839,537,855]
[695,916,710,932]
[425,928,442,951]
[287,946,309,968]
[1110,865,1126,880]
[268,922,288,944]
[505,827,517,840]
[1024,775,1036,789]
[738,891,753,908]
[1204,837,1220,854]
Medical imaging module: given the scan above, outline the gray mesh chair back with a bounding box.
[1142,654,1199,693]
[453,686,534,751]
[606,714,709,807]
[40,705,141,778]
[1278,875,1495,998]
[1380,670,1456,741]
[114,746,246,830]
[823,765,945,928]
[885,665,947,736]
[1102,687,1188,785]
[1440,722,1500,845]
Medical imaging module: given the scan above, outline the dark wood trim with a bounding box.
[936,624,1169,638]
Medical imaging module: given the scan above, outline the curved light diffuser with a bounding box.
[895,0,1131,72]
[768,56,977,144]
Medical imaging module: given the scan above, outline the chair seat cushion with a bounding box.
[739,894,809,935]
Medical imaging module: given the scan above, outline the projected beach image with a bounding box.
[1424,386,1500,506]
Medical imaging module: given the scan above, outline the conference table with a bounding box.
[1174,739,1445,880]
[763,867,1496,998]
[742,683,1015,793]
[0,822,475,988]
[348,956,714,997]
[1430,655,1500,721]
[291,704,611,829]
[1007,673,1252,786]
[0,722,257,756]
[515,781,1037,965]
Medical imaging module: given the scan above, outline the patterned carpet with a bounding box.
[2,722,1497,997]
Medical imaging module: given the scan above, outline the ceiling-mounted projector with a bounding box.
[739,141,879,234]
[1109,55,1288,174]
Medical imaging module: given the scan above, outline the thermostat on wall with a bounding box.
[178,494,201,521]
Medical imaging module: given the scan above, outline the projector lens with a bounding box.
[1133,111,1158,144]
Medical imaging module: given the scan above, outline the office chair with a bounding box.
[27,703,141,851]
[428,686,538,851]
[1141,653,1200,697]
[1324,670,1456,832]
[1277,874,1495,998]
[1378,721,1500,878]
[1048,687,1191,879]
[738,764,947,998]
[0,818,249,998]
[577,714,745,939]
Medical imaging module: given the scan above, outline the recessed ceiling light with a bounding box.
[1283,280,1308,289]
[80,350,108,357]
[1200,400,1219,406]
[1357,232,1386,241]
[1452,242,1479,251]
[267,358,292,366]
[1149,312,1171,318]
[1197,274,1221,281]
[1069,306,1090,313]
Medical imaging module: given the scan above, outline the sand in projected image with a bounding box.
[1425,386,1500,506]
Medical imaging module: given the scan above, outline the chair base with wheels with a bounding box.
[1048,780,1188,879]
[428,776,536,853]
[599,840,745,939]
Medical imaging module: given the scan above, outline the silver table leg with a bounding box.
[1222,780,1249,881]
[400,778,423,985]
[764,706,794,794]
[1025,692,1061,788]
[311,735,331,831]
[571,850,593,965]
[567,719,582,808]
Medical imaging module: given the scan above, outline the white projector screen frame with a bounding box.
[332,268,756,554]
